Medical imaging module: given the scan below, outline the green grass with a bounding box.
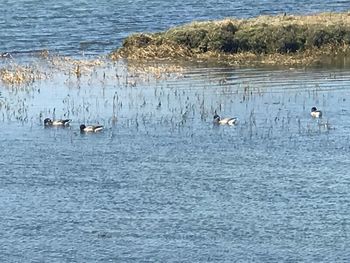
[111,12,350,66]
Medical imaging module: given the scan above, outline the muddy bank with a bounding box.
[111,12,350,66]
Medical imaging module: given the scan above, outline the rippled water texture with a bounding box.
[2,1,350,262]
[1,62,350,261]
[0,0,350,56]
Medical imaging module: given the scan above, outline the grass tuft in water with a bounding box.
[0,65,45,85]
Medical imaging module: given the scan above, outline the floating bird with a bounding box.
[213,114,238,126]
[1,52,12,58]
[44,118,71,126]
[80,124,104,132]
[311,107,322,118]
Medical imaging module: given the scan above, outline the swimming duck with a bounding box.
[311,107,322,118]
[80,124,104,132]
[44,118,71,126]
[213,114,238,125]
[1,52,12,58]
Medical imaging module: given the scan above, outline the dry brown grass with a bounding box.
[127,63,185,80]
[111,41,191,61]
[49,56,105,77]
[0,54,107,86]
[238,12,350,27]
[0,65,46,85]
[195,44,350,66]
[111,12,350,66]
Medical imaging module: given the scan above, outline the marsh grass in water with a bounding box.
[0,53,183,88]
[112,12,350,66]
[0,64,46,85]
[0,53,347,143]
[0,55,106,87]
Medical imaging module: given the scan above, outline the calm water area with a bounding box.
[1,0,350,262]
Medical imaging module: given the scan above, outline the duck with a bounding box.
[213,114,238,126]
[311,107,322,118]
[80,124,104,132]
[44,118,71,126]
[1,52,12,59]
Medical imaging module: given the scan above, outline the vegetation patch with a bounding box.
[0,55,107,86]
[48,56,105,77]
[111,12,350,66]
[0,65,46,85]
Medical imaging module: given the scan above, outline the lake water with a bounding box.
[1,1,350,262]
[1,0,350,56]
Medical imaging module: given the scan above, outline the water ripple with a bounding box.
[1,0,350,56]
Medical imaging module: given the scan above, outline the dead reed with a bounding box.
[0,65,46,85]
[111,12,350,66]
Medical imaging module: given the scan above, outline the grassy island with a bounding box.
[111,12,350,66]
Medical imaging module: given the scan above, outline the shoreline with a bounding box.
[111,12,350,66]
[3,11,350,86]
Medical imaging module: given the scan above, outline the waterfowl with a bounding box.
[1,52,12,58]
[80,124,104,132]
[44,118,71,126]
[311,107,322,118]
[213,114,238,126]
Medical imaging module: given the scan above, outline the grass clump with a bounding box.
[0,65,45,85]
[49,56,105,77]
[111,12,350,66]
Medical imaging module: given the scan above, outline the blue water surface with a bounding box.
[1,1,350,262]
[0,0,349,56]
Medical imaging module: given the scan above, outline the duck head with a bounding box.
[213,114,220,121]
[80,124,86,131]
[44,118,52,125]
[311,107,317,112]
